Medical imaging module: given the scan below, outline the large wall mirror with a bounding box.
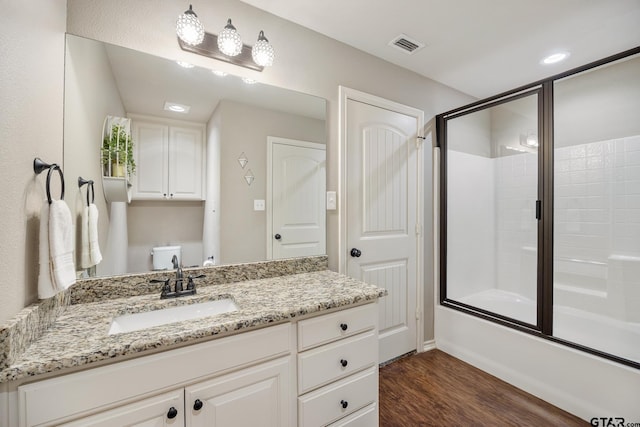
[64,34,327,278]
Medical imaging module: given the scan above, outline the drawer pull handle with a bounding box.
[340,400,349,409]
[340,359,348,367]
[340,323,348,331]
[193,399,203,411]
[167,407,178,419]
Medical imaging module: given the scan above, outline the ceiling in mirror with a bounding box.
[103,41,325,123]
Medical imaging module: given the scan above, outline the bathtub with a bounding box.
[458,289,640,364]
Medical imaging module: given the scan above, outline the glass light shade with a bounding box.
[176,5,205,46]
[217,19,243,57]
[252,31,274,67]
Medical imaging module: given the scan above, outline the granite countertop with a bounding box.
[0,270,385,383]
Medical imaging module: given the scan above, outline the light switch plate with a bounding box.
[254,199,265,211]
[326,191,337,210]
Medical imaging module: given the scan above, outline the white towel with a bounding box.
[37,202,56,299]
[81,204,102,268]
[49,200,76,291]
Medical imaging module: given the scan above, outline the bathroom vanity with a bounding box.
[0,258,385,427]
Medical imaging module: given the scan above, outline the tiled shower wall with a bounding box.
[450,135,640,321]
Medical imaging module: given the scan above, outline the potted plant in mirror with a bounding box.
[102,124,135,178]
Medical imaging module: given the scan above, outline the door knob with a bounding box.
[350,248,361,257]
[193,399,203,411]
[274,233,281,240]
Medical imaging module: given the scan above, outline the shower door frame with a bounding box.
[436,45,640,370]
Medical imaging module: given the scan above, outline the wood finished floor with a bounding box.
[379,350,588,427]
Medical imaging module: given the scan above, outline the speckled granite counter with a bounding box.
[0,270,385,383]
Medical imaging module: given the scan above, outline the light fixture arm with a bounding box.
[177,32,265,72]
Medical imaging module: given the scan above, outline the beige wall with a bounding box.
[217,100,326,264]
[0,0,475,340]
[0,0,67,323]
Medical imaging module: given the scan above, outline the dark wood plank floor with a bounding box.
[379,349,588,427]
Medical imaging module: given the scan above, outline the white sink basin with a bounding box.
[108,298,238,335]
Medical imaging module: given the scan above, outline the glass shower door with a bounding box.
[444,90,541,326]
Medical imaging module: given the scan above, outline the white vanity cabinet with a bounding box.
[130,115,205,201]
[14,302,379,427]
[297,303,379,427]
[17,324,293,427]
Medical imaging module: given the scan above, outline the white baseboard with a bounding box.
[422,339,436,352]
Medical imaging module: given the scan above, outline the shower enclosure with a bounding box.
[437,47,640,369]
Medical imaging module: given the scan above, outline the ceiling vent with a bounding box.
[389,34,425,54]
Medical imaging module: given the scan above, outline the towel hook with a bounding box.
[34,158,65,204]
[78,177,95,206]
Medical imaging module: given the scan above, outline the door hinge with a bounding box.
[415,223,422,236]
[416,136,425,149]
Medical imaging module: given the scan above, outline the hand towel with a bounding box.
[81,204,102,268]
[49,200,76,291]
[37,202,57,299]
[88,204,103,266]
[80,206,90,269]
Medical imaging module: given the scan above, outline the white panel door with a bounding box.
[132,121,169,200]
[186,357,291,427]
[168,126,204,200]
[270,138,326,259]
[346,98,420,363]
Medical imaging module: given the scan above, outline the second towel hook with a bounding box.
[78,177,95,207]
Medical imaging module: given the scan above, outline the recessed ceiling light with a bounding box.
[541,52,570,65]
[212,70,228,77]
[242,77,257,84]
[176,60,195,68]
[164,102,191,114]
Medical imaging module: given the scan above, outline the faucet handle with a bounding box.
[151,278,171,296]
[186,274,205,291]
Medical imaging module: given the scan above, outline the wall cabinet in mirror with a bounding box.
[131,115,205,201]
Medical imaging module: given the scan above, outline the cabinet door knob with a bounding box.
[340,359,348,367]
[350,248,361,257]
[193,399,203,411]
[340,323,348,331]
[274,233,281,240]
[340,400,349,409]
[167,407,178,419]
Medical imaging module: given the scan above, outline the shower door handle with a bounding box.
[535,200,542,220]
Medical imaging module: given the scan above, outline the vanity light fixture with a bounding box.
[218,19,243,57]
[175,6,275,72]
[252,31,275,67]
[176,5,205,46]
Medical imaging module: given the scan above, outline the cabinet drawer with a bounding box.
[328,403,377,427]
[298,366,377,427]
[298,330,377,394]
[297,303,377,351]
[59,389,184,427]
